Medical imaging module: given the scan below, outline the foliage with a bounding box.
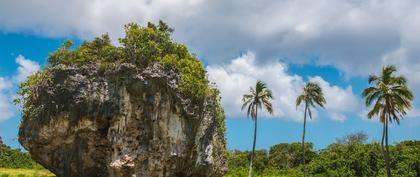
[362,65,413,123]
[0,137,42,169]
[227,143,315,176]
[228,150,269,175]
[48,34,121,65]
[226,138,420,177]
[209,86,227,145]
[389,141,420,177]
[14,70,52,123]
[17,21,212,123]
[267,143,317,169]
[241,81,274,120]
[309,143,382,177]
[336,131,368,145]
[295,82,326,116]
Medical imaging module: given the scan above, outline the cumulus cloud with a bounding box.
[0,55,40,122]
[1,0,420,91]
[207,52,359,122]
[0,77,14,122]
[1,0,420,121]
[310,76,359,122]
[15,55,41,82]
[207,52,304,120]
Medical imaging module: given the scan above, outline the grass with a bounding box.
[0,168,55,177]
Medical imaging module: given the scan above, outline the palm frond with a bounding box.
[368,74,379,84]
[241,80,274,119]
[363,65,413,124]
[296,95,305,108]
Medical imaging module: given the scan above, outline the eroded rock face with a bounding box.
[19,63,227,177]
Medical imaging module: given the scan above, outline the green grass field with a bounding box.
[0,168,55,177]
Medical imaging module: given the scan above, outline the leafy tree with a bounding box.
[296,82,326,177]
[388,141,420,177]
[0,136,41,169]
[227,140,420,177]
[362,65,414,177]
[336,131,368,145]
[241,81,273,177]
[228,150,269,175]
[267,143,317,169]
[309,143,382,177]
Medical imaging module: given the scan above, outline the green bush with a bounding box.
[0,137,39,169]
[44,21,208,103]
[227,140,420,177]
[16,21,217,129]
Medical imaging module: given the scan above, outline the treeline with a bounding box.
[0,137,41,169]
[226,133,420,177]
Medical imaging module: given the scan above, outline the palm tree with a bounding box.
[362,65,413,177]
[296,82,326,177]
[242,80,273,177]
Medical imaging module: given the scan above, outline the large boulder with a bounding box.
[19,63,227,177]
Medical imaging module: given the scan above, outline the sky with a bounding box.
[0,0,419,151]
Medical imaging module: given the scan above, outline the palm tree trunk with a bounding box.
[301,104,308,177]
[384,117,392,177]
[380,120,387,175]
[248,109,258,177]
[381,115,392,177]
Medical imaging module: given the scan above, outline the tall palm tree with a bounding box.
[242,80,273,177]
[362,65,413,177]
[296,82,326,177]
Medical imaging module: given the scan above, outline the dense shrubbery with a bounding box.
[16,21,211,119]
[227,139,420,177]
[226,143,315,177]
[0,137,40,169]
[45,21,208,103]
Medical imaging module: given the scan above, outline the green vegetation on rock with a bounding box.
[15,21,223,136]
[17,21,210,112]
[45,21,208,103]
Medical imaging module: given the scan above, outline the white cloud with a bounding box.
[207,51,358,122]
[310,76,359,122]
[15,55,41,83]
[0,2,417,58]
[0,77,14,122]
[1,1,420,92]
[0,55,40,122]
[0,77,12,91]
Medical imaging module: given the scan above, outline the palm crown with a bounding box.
[362,65,413,124]
[296,82,326,118]
[242,81,274,120]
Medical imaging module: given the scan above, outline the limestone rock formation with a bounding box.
[19,63,227,177]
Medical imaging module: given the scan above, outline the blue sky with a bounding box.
[0,0,420,151]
